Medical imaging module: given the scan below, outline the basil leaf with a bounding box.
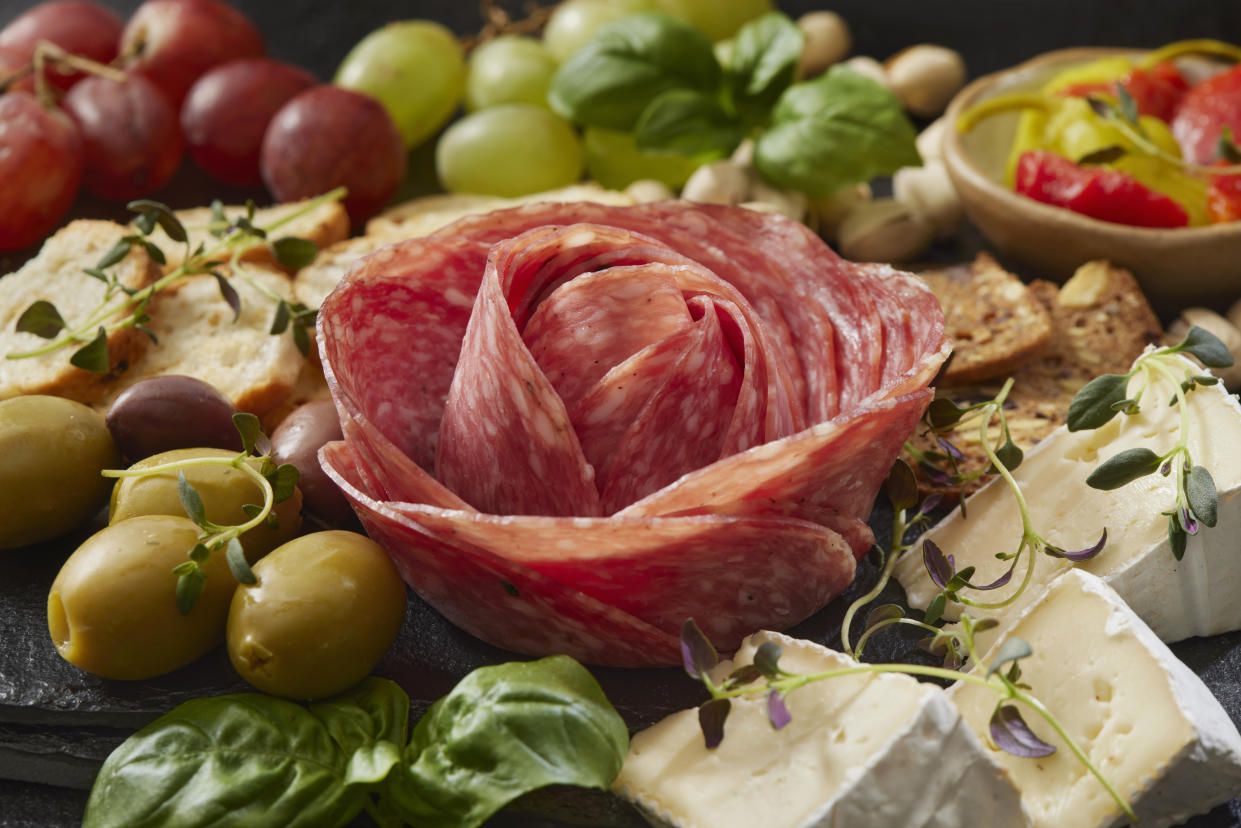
[548,12,721,132]
[83,695,365,828]
[727,12,804,124]
[1067,373,1130,431]
[754,65,920,197]
[635,89,744,161]
[386,656,628,828]
[1085,447,1162,490]
[310,678,409,786]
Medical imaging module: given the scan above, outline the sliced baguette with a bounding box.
[95,264,305,419]
[142,198,349,273]
[0,221,159,403]
[909,259,1163,496]
[294,232,402,310]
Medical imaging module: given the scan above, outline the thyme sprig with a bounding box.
[680,617,1135,822]
[100,413,299,613]
[1069,325,1231,559]
[9,189,344,369]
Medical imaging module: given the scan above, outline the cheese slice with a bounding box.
[894,352,1241,647]
[949,569,1241,827]
[613,631,1030,828]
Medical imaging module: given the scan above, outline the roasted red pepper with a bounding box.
[1015,149,1190,227]
[1207,168,1241,222]
[1059,61,1189,122]
[1172,63,1241,166]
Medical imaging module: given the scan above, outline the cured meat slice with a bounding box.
[321,441,681,667]
[318,201,949,664]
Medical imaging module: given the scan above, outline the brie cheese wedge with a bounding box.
[949,569,1241,828]
[613,631,1030,828]
[895,353,1241,646]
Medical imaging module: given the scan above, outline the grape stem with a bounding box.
[29,40,127,106]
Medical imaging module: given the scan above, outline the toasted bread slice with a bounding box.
[294,232,402,310]
[921,253,1053,385]
[909,260,1163,496]
[95,264,305,419]
[0,221,159,403]
[142,198,349,274]
[365,182,635,237]
[260,355,331,433]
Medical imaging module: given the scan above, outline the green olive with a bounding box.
[48,515,236,680]
[109,447,302,562]
[0,395,119,550]
[227,531,407,700]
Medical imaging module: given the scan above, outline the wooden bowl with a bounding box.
[942,47,1241,309]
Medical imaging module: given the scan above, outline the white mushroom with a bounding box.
[625,179,675,203]
[1169,307,1241,391]
[680,160,753,205]
[807,182,872,240]
[797,11,851,78]
[836,198,934,262]
[746,179,809,223]
[892,160,963,239]
[841,56,891,90]
[916,117,948,163]
[886,44,967,118]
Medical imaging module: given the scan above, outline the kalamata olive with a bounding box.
[110,447,301,562]
[105,375,242,462]
[270,399,352,525]
[227,531,407,699]
[0,395,119,550]
[48,515,235,679]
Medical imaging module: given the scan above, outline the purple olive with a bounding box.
[271,399,352,525]
[105,375,242,462]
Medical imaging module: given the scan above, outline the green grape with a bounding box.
[542,0,658,62]
[656,0,773,41]
[335,20,465,149]
[584,127,698,190]
[465,35,558,112]
[436,104,584,197]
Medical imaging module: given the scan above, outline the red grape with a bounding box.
[0,1,123,93]
[62,74,183,200]
[120,0,264,110]
[181,58,315,187]
[0,91,83,251]
[261,85,406,223]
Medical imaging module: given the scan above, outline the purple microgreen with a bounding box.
[923,592,947,626]
[15,300,66,339]
[990,705,1056,758]
[1185,465,1218,528]
[1085,447,1162,490]
[1160,460,1172,476]
[681,618,719,680]
[960,559,1015,591]
[937,436,965,462]
[944,565,978,593]
[766,690,791,731]
[1169,517,1188,561]
[988,439,1023,474]
[884,459,919,511]
[972,617,999,634]
[753,641,784,680]
[1180,506,1199,536]
[224,538,256,586]
[698,698,731,750]
[917,632,964,670]
[918,461,953,486]
[232,412,262,456]
[985,636,1032,679]
[926,398,965,430]
[69,327,110,374]
[1068,373,1130,432]
[177,472,208,527]
[917,493,944,516]
[1044,529,1108,562]
[722,664,763,689]
[865,603,905,630]
[1176,325,1234,368]
[923,539,955,590]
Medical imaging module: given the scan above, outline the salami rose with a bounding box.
[317,202,949,667]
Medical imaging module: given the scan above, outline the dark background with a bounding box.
[3,1,1241,827]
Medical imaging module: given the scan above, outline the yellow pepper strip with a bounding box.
[1138,38,1241,69]
[955,93,1051,133]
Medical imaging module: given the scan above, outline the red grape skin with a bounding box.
[181,58,315,188]
[261,85,407,224]
[0,92,83,251]
[62,74,184,201]
[120,0,264,110]
[0,1,123,93]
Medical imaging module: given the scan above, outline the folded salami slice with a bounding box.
[317,202,949,665]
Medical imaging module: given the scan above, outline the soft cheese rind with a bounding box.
[894,351,1241,646]
[949,569,1241,828]
[613,631,1029,828]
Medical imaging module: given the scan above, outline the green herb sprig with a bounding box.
[1082,89,1241,176]
[1068,325,1232,559]
[100,413,298,614]
[9,190,344,370]
[548,11,919,196]
[680,617,1135,822]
